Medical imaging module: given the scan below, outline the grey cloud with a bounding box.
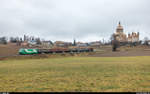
[0,0,150,42]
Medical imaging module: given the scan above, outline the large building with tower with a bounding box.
[114,22,139,43]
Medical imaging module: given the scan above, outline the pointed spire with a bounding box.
[118,21,121,26]
[73,38,76,46]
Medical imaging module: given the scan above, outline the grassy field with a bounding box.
[0,56,150,92]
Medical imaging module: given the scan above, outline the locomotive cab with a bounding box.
[19,48,38,55]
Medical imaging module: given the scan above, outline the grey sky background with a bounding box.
[0,0,150,42]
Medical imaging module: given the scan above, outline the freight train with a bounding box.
[19,48,93,55]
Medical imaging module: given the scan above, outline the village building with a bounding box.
[114,22,139,43]
[54,41,72,48]
[76,42,88,47]
[41,41,53,48]
[128,32,139,43]
[21,41,28,46]
[89,41,101,47]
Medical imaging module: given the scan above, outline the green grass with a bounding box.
[0,56,150,92]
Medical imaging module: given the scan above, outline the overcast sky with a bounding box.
[0,0,150,42]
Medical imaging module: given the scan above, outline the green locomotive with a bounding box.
[19,48,39,55]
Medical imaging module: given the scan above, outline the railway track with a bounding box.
[0,48,94,59]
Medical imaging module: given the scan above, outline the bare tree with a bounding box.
[144,37,149,46]
[0,37,7,44]
[73,39,76,46]
[36,38,41,45]
[111,34,120,51]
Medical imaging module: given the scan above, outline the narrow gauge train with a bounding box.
[19,48,93,55]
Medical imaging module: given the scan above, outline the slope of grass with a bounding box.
[0,56,150,92]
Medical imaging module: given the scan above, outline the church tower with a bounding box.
[116,21,124,33]
[114,21,127,42]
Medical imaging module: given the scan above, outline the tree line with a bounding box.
[0,35,42,45]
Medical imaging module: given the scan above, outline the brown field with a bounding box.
[0,43,26,57]
[89,45,150,57]
[1,44,150,59]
